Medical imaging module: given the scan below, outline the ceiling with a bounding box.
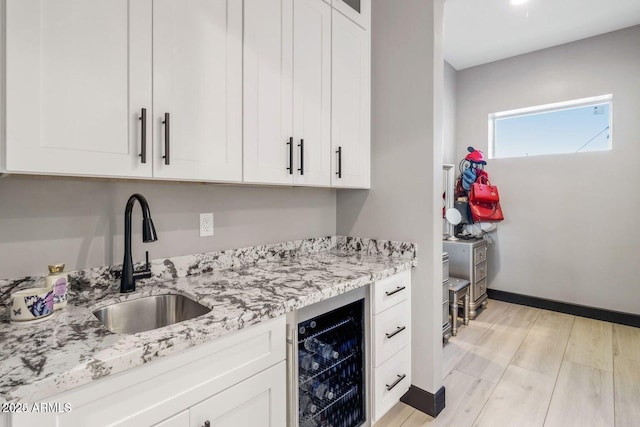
[444,0,640,70]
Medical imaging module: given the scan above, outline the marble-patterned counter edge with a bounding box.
[1,235,416,317]
[1,253,416,403]
[336,236,417,258]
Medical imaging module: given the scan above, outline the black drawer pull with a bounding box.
[386,374,407,391]
[162,113,170,165]
[287,137,293,174]
[336,146,342,178]
[385,286,406,296]
[139,108,147,164]
[385,326,406,339]
[298,139,304,175]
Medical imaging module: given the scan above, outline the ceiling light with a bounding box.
[510,0,529,5]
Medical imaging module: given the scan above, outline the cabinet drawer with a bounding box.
[474,278,487,301]
[442,257,449,283]
[190,361,286,427]
[373,346,411,423]
[474,245,487,265]
[152,411,188,427]
[474,261,487,281]
[442,301,449,326]
[51,317,285,427]
[442,281,449,304]
[373,270,411,315]
[374,300,411,367]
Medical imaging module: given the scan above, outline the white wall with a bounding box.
[443,61,457,165]
[0,175,336,278]
[455,26,640,314]
[337,0,444,394]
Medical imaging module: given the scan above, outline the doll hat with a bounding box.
[465,146,487,165]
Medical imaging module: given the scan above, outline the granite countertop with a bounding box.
[0,236,416,403]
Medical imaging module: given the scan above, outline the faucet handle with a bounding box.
[132,251,153,281]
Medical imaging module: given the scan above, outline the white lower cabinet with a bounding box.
[9,317,285,427]
[373,347,411,422]
[189,362,286,427]
[153,411,189,427]
[373,299,411,367]
[370,270,412,423]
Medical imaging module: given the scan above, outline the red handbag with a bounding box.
[469,176,500,204]
[469,200,504,222]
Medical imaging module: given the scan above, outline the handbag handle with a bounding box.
[476,175,491,185]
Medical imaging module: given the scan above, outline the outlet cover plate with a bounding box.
[199,213,214,237]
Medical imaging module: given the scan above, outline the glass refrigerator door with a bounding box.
[298,299,365,427]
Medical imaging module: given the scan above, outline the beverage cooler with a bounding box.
[287,288,369,427]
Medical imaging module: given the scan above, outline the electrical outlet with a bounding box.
[199,213,214,237]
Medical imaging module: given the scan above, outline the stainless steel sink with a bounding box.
[93,294,211,334]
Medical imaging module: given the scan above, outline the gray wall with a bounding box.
[0,175,336,278]
[443,61,457,165]
[456,26,640,314]
[337,0,444,394]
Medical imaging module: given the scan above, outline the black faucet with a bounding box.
[120,194,158,293]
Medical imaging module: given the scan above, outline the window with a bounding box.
[489,95,612,159]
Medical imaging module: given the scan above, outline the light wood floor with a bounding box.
[374,299,640,427]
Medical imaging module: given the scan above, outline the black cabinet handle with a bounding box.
[287,137,293,174]
[298,139,304,175]
[385,286,406,296]
[203,421,210,427]
[162,113,170,165]
[385,326,406,339]
[336,146,342,178]
[386,374,407,391]
[139,108,147,164]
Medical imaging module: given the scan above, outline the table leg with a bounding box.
[451,295,458,336]
[463,293,470,325]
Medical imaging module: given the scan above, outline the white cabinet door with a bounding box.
[153,411,189,427]
[373,347,411,423]
[243,0,294,185]
[292,0,332,187]
[4,0,152,178]
[333,0,371,29]
[373,300,411,367]
[190,362,286,427]
[331,10,370,188]
[152,0,242,182]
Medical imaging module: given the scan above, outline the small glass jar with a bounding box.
[45,264,68,310]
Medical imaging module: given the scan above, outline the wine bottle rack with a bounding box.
[297,317,353,345]
[297,299,365,427]
[301,384,359,424]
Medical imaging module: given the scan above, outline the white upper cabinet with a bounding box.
[243,0,294,185]
[293,0,332,186]
[333,0,371,29]
[3,0,242,182]
[3,0,369,188]
[4,0,153,178]
[244,0,332,187]
[331,9,371,188]
[153,0,242,182]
